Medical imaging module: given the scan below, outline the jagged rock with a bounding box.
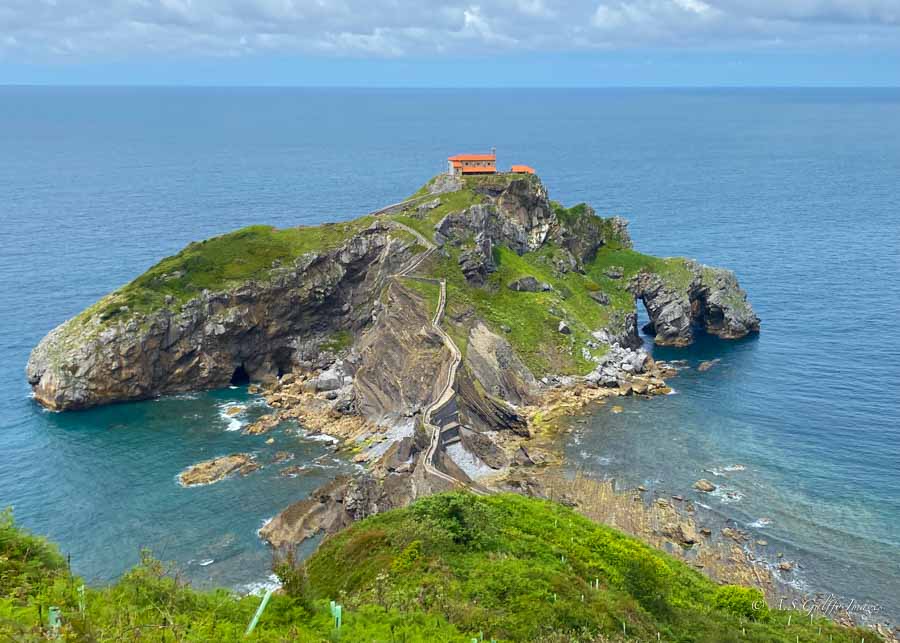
[435,178,554,257]
[306,362,346,392]
[693,479,717,493]
[465,322,537,406]
[239,462,260,476]
[260,472,416,548]
[178,454,254,486]
[550,204,632,267]
[722,527,747,543]
[513,446,535,467]
[589,291,610,305]
[427,173,462,195]
[243,414,279,435]
[456,363,530,436]
[661,522,699,546]
[416,198,440,213]
[271,451,294,464]
[697,359,720,372]
[458,236,494,285]
[459,427,507,469]
[558,320,571,335]
[630,260,759,347]
[777,561,795,572]
[604,266,624,279]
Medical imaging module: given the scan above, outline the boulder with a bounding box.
[558,320,571,335]
[693,479,717,493]
[507,276,542,292]
[661,522,699,546]
[589,291,610,305]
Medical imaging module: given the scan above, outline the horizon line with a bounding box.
[2,83,899,90]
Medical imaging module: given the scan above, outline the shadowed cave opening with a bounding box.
[230,365,250,386]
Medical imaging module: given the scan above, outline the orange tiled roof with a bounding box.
[461,165,496,174]
[448,153,496,161]
[510,165,535,174]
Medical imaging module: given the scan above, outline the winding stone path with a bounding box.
[387,220,485,494]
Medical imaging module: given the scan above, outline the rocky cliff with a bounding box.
[631,261,760,347]
[27,222,414,410]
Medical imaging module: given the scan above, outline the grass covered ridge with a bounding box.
[75,218,377,327]
[301,493,875,642]
[2,499,878,642]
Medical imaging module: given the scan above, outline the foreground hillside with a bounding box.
[1,496,878,642]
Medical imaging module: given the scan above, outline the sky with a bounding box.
[1,0,899,86]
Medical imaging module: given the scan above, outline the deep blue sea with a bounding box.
[1,87,898,617]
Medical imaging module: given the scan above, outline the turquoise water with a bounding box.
[1,88,898,612]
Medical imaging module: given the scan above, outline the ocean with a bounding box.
[0,87,897,616]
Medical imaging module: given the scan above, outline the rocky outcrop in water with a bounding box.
[26,222,414,410]
[178,453,256,486]
[630,260,760,347]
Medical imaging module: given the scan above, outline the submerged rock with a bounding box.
[693,479,717,493]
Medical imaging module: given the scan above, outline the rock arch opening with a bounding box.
[230,365,250,386]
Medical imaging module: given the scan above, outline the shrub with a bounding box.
[715,585,769,620]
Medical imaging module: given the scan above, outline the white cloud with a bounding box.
[0,0,898,61]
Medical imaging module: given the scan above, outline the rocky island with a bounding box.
[27,170,759,542]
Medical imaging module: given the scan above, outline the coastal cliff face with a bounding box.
[27,222,414,410]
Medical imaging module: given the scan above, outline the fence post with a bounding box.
[244,588,273,636]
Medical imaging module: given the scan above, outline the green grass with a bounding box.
[390,188,484,243]
[0,500,879,642]
[586,247,695,293]
[74,218,376,327]
[424,244,619,377]
[301,492,878,643]
[399,277,442,318]
[319,329,353,354]
[0,508,468,641]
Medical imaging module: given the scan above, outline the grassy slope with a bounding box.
[2,501,878,643]
[74,217,377,328]
[397,188,683,377]
[304,493,874,643]
[0,508,465,642]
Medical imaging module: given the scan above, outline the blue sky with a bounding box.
[2,1,899,86]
